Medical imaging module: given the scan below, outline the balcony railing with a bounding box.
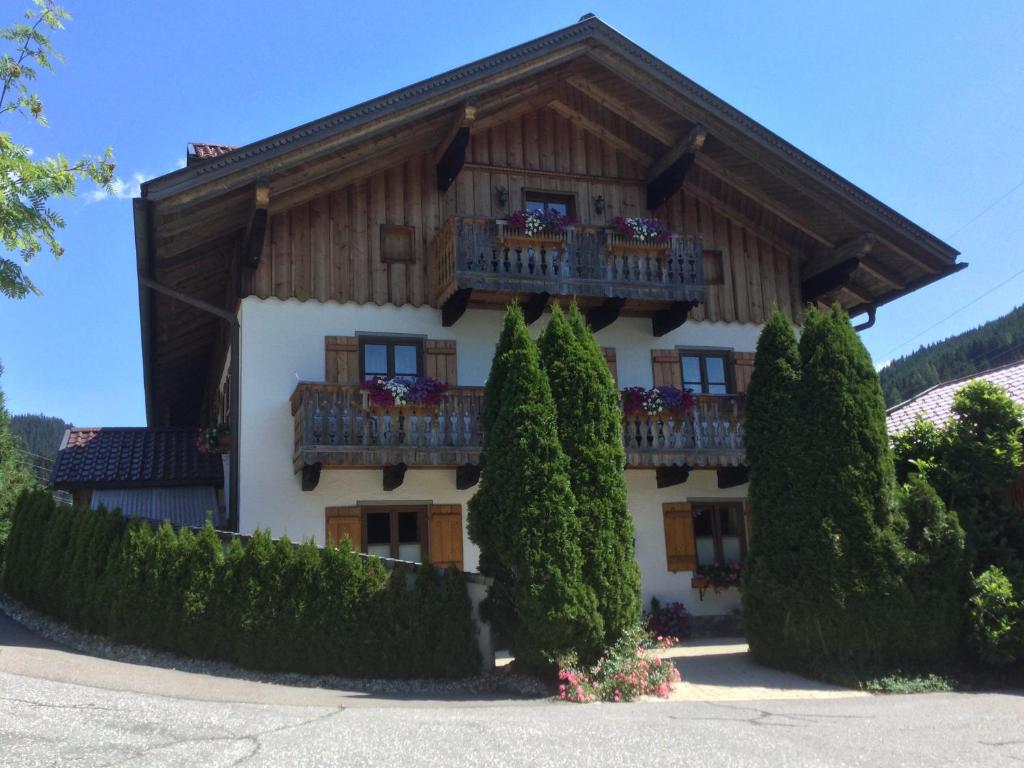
[291,383,744,472]
[432,216,705,308]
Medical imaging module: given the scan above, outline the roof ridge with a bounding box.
[886,358,1024,414]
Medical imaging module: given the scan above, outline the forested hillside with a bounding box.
[10,414,72,460]
[880,304,1024,406]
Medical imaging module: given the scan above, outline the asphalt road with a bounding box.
[2,668,1023,767]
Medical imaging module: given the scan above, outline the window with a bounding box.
[692,502,747,565]
[523,190,575,219]
[364,507,425,561]
[360,336,423,379]
[680,351,732,395]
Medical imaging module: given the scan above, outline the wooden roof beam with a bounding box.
[646,124,706,210]
[547,99,653,165]
[801,233,877,282]
[435,102,477,192]
[564,75,675,145]
[241,177,270,270]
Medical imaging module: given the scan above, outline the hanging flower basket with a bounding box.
[361,376,448,413]
[196,424,230,455]
[621,386,695,419]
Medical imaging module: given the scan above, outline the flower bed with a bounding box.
[556,626,681,703]
[621,386,694,419]
[363,376,448,408]
[612,216,670,243]
[508,207,571,237]
[645,598,692,640]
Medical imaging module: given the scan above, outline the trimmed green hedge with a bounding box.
[3,489,481,678]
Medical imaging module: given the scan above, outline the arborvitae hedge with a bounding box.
[468,304,603,671]
[539,303,641,642]
[2,489,481,679]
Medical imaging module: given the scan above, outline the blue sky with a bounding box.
[1,1,1022,426]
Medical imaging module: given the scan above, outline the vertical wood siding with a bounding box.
[249,105,804,322]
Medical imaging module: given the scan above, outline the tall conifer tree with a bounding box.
[538,303,641,641]
[467,305,603,669]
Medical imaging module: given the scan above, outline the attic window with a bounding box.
[523,191,575,219]
[381,224,416,263]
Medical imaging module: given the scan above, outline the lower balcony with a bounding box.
[291,383,746,491]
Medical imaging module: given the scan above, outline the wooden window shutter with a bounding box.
[326,506,362,549]
[428,504,464,570]
[651,349,682,388]
[733,352,756,394]
[602,347,618,386]
[662,502,697,572]
[325,336,360,384]
[424,339,458,385]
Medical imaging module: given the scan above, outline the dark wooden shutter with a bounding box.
[424,339,458,384]
[733,351,756,394]
[602,347,618,386]
[428,504,464,570]
[662,502,697,572]
[326,506,362,549]
[651,349,682,388]
[325,336,360,384]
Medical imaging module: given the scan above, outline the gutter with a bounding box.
[133,198,241,532]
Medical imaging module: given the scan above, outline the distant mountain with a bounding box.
[879,304,1024,407]
[10,414,72,461]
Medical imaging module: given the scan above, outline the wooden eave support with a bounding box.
[241,177,270,270]
[653,300,698,337]
[301,462,322,492]
[456,463,481,490]
[801,257,860,304]
[646,124,707,211]
[801,234,877,304]
[436,103,477,192]
[656,464,690,489]
[587,297,626,333]
[383,463,408,491]
[521,292,550,324]
[717,465,749,489]
[442,288,472,327]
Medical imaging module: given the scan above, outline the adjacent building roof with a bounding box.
[91,487,222,528]
[187,142,237,161]
[52,428,224,489]
[886,360,1024,434]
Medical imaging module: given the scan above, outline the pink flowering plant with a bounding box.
[621,386,695,418]
[508,207,571,236]
[555,626,681,703]
[196,424,229,455]
[363,375,448,407]
[645,598,692,640]
[612,216,670,243]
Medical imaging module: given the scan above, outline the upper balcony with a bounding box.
[291,382,745,491]
[431,216,706,334]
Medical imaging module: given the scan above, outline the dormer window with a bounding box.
[523,190,575,219]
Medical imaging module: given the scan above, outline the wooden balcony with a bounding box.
[291,383,745,491]
[431,216,706,333]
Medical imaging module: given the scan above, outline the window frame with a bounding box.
[522,189,576,219]
[361,505,428,561]
[359,335,424,380]
[691,501,748,565]
[679,349,734,395]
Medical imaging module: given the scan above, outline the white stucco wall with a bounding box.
[237,296,758,616]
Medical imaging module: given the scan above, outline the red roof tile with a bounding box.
[188,142,237,160]
[886,360,1024,434]
[52,428,224,489]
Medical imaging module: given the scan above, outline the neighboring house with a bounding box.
[886,360,1024,506]
[55,16,962,619]
[52,428,225,527]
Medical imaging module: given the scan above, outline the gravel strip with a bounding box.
[0,592,549,699]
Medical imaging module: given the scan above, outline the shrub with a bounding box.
[556,626,681,703]
[538,303,642,643]
[1,491,481,679]
[968,566,1023,666]
[645,598,690,641]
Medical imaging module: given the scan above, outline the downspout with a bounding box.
[135,198,241,532]
[853,305,877,332]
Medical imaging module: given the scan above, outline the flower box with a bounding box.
[361,376,448,410]
[196,424,230,455]
[621,386,695,420]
